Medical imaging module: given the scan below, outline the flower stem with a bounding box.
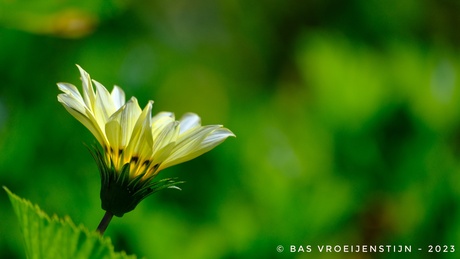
[96,211,113,235]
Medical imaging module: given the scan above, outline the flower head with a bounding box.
[57,65,235,217]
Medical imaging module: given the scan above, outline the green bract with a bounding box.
[89,146,184,217]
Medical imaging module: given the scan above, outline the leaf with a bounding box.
[3,187,136,259]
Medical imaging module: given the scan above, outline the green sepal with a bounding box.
[88,146,185,217]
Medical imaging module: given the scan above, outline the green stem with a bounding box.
[96,211,113,235]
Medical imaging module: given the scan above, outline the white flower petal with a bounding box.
[153,111,174,119]
[170,127,234,166]
[151,142,175,169]
[111,85,125,110]
[57,92,86,115]
[57,83,83,100]
[58,94,107,146]
[108,97,142,148]
[76,64,96,111]
[152,121,179,155]
[179,113,201,133]
[160,125,220,169]
[152,112,175,123]
[121,98,142,145]
[201,128,235,146]
[151,113,176,140]
[124,101,153,162]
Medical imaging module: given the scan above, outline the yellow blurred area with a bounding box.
[1,7,97,38]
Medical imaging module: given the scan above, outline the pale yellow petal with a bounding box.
[151,113,176,140]
[76,64,96,111]
[58,94,107,146]
[178,113,201,133]
[57,84,86,114]
[111,85,125,110]
[152,120,179,155]
[124,101,154,162]
[105,120,122,152]
[159,126,219,169]
[108,97,142,148]
[150,141,176,174]
[57,83,83,101]
[161,126,234,169]
[152,112,175,121]
[93,80,118,128]
[181,128,234,159]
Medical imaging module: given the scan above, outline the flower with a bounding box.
[57,65,235,217]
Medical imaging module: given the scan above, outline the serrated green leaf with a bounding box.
[3,187,136,259]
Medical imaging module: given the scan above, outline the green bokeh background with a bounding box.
[1,0,460,258]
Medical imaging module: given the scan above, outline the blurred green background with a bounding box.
[1,0,460,258]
